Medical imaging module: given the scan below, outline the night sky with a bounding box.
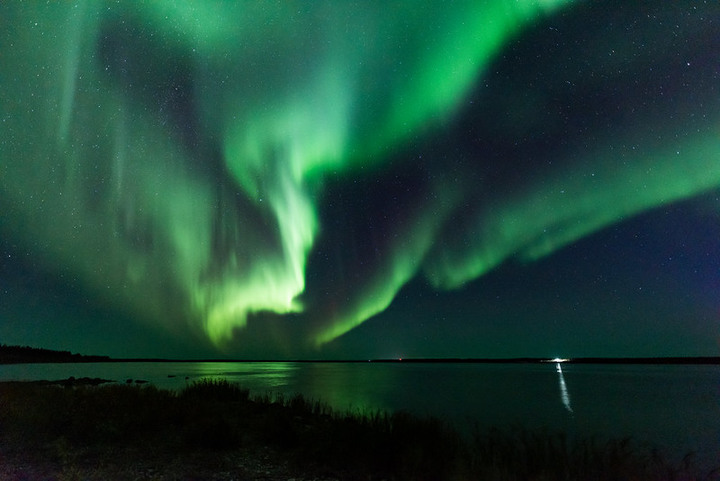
[1,1,718,359]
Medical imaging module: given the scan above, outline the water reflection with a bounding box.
[296,363,394,413]
[190,362,297,389]
[556,362,573,414]
[1,361,719,468]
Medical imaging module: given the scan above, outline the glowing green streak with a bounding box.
[199,1,574,345]
[3,1,718,355]
[314,182,461,346]
[58,2,94,144]
[424,124,720,289]
[214,73,348,342]
[357,1,573,162]
[194,168,317,344]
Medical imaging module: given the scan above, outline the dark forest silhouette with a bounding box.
[0,344,110,364]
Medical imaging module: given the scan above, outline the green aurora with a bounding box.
[1,1,718,358]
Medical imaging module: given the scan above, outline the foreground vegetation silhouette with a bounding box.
[0,379,717,480]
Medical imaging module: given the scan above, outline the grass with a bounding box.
[0,379,717,481]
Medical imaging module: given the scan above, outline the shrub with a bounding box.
[1,380,717,481]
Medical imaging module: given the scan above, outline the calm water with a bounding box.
[1,362,718,469]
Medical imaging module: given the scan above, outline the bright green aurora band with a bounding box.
[1,1,718,354]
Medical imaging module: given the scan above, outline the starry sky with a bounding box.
[1,1,718,360]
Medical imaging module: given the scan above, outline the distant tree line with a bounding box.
[0,344,110,364]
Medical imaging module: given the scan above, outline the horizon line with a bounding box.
[104,356,720,364]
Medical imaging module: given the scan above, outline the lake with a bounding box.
[1,361,718,470]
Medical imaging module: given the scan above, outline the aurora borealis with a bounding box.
[1,1,718,359]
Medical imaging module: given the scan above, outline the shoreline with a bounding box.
[1,379,717,481]
[3,345,719,365]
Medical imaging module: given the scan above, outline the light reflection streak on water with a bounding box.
[191,361,297,389]
[556,362,573,414]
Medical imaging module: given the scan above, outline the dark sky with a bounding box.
[1,1,718,359]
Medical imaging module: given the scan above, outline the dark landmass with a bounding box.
[2,344,718,365]
[558,356,720,365]
[1,379,717,481]
[365,356,720,364]
[0,344,111,364]
[110,356,720,364]
[2,376,115,387]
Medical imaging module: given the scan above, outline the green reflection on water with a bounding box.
[188,361,298,390]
